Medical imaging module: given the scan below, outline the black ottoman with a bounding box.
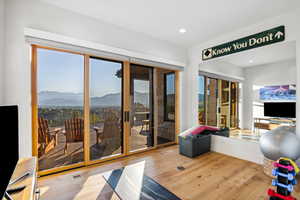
[179,134,211,158]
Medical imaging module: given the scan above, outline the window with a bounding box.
[198,75,206,124]
[198,72,239,128]
[37,48,85,171]
[164,73,175,121]
[89,57,123,161]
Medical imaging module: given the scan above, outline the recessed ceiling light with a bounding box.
[179,28,187,34]
[249,60,253,63]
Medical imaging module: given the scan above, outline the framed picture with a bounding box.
[259,85,296,101]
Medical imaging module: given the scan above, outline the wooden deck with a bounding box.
[38,145,300,200]
[38,126,160,171]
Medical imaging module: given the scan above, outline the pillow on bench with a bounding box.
[179,126,198,138]
[190,126,220,135]
[179,125,220,138]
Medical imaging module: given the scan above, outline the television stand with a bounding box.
[253,117,296,134]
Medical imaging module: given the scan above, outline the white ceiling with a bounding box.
[211,41,296,68]
[39,0,300,47]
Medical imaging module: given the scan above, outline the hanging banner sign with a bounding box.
[202,26,285,61]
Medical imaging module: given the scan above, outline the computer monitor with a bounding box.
[0,106,19,199]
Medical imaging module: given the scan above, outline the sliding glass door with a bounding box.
[89,57,123,161]
[129,65,154,152]
[156,69,176,145]
[36,48,85,171]
[230,82,239,128]
[33,45,179,175]
[206,78,218,126]
[219,80,230,128]
[198,75,206,125]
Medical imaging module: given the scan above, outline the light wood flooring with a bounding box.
[38,145,300,200]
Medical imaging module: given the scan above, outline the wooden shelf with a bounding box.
[254,122,281,130]
[254,117,295,131]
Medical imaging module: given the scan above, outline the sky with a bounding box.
[37,48,174,97]
[38,48,84,94]
[90,58,122,97]
[166,73,175,95]
[198,75,205,94]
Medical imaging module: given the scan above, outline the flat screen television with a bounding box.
[264,102,296,118]
[0,106,19,199]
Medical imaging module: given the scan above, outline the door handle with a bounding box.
[127,111,130,122]
[124,111,130,122]
[124,111,127,122]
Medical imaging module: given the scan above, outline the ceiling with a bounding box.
[211,41,296,68]
[39,0,300,47]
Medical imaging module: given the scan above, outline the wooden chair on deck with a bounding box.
[94,112,121,146]
[64,118,84,153]
[38,118,61,157]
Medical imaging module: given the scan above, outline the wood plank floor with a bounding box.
[38,145,300,200]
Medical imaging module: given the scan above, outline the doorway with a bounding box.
[206,77,218,126]
[129,65,154,152]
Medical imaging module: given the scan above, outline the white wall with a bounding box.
[3,0,187,158]
[199,61,244,81]
[297,38,300,136]
[185,9,300,135]
[0,0,4,104]
[211,135,263,164]
[242,59,297,129]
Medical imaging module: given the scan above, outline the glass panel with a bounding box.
[157,69,176,145]
[230,82,239,128]
[129,65,154,151]
[37,48,84,171]
[206,78,218,126]
[89,58,123,160]
[220,80,230,128]
[198,75,205,125]
[164,73,175,121]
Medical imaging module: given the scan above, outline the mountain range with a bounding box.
[38,91,150,107]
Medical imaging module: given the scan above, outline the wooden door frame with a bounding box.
[156,70,179,146]
[31,45,181,176]
[175,71,181,143]
[83,55,90,164]
[126,63,157,155]
[123,61,131,155]
[31,45,86,176]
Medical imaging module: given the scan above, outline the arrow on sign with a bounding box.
[275,31,284,39]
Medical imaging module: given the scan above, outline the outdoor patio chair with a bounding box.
[94,112,121,146]
[64,118,84,153]
[38,117,61,157]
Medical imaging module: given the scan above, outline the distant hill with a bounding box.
[39,91,149,107]
[39,91,83,107]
